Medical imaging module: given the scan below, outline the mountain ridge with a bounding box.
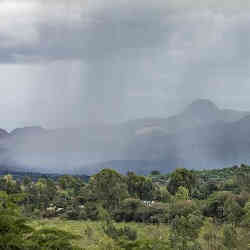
[1,99,250,174]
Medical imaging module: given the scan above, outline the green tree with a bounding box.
[200,218,224,250]
[127,172,155,200]
[224,198,244,226]
[169,214,203,250]
[0,191,81,250]
[150,170,161,176]
[167,168,197,195]
[0,191,32,250]
[222,224,238,250]
[0,175,21,194]
[204,191,232,219]
[26,228,81,250]
[90,169,128,210]
[175,186,190,201]
[241,201,250,228]
[153,186,172,202]
[103,219,137,242]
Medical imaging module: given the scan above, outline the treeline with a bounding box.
[1,165,250,249]
[0,169,90,182]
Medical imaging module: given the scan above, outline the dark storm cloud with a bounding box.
[1,0,250,173]
[174,11,250,106]
[1,0,250,129]
[0,1,172,126]
[0,1,172,62]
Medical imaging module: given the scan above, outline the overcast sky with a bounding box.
[1,0,250,131]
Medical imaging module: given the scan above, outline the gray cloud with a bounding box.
[0,0,250,130]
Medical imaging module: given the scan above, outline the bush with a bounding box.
[167,200,200,223]
[26,228,81,250]
[0,192,81,250]
[103,220,137,241]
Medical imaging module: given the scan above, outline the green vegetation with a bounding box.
[1,164,250,249]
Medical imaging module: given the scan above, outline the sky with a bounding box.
[1,0,250,131]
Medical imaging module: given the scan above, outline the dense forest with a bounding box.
[1,164,250,249]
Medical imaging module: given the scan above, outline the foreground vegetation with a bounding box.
[1,164,250,249]
[29,219,170,250]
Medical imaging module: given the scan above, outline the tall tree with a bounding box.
[89,169,128,210]
[167,168,197,195]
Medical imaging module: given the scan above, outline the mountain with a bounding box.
[122,115,250,171]
[122,99,250,135]
[10,126,46,137]
[1,99,250,174]
[0,128,9,138]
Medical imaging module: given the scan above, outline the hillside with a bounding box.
[1,99,250,174]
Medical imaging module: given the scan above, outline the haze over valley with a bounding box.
[1,99,250,175]
[1,0,250,175]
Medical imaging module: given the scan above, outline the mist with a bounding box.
[1,0,250,173]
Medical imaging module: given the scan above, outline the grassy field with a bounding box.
[30,219,170,249]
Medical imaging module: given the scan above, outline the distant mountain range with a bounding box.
[1,99,250,175]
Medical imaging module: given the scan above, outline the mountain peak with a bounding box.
[10,126,45,137]
[0,128,9,138]
[184,99,219,115]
